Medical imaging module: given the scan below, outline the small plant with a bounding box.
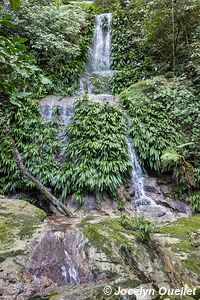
[119,215,152,242]
[189,192,200,213]
[120,242,135,251]
[116,200,125,211]
[119,215,135,231]
[135,217,152,242]
[161,145,195,188]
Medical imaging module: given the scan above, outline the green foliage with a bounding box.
[0,94,131,202]
[189,192,200,213]
[116,200,125,211]
[120,78,180,171]
[142,0,200,74]
[161,145,195,188]
[0,7,59,194]
[57,96,130,200]
[90,73,111,94]
[110,4,154,94]
[119,215,152,242]
[161,148,181,168]
[107,0,200,94]
[0,9,52,99]
[120,76,200,196]
[9,0,20,11]
[157,81,200,187]
[14,2,93,94]
[0,98,62,194]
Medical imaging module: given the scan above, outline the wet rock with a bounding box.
[1,198,200,300]
[83,195,101,211]
[28,283,136,300]
[27,226,93,287]
[27,215,200,299]
[40,94,119,126]
[143,178,161,195]
[140,176,192,219]
[159,184,175,196]
[155,215,200,286]
[130,190,135,198]
[40,95,75,125]
[118,185,132,203]
[137,204,175,221]
[155,197,192,215]
[0,198,46,300]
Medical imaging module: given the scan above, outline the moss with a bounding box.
[157,215,200,239]
[119,76,167,99]
[184,256,200,274]
[49,292,58,299]
[0,249,25,263]
[156,215,200,275]
[0,199,46,253]
[80,217,138,258]
[0,203,9,210]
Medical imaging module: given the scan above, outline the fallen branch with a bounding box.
[9,132,72,217]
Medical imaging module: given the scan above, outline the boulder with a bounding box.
[0,198,46,300]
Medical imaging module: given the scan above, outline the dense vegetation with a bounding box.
[108,0,200,94]
[0,0,200,212]
[58,97,130,201]
[120,78,200,200]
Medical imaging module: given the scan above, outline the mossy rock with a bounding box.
[155,215,200,281]
[80,216,138,257]
[0,198,46,260]
[119,76,168,100]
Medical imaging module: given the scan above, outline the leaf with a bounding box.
[40,75,52,85]
[10,92,31,106]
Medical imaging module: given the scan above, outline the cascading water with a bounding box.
[40,13,114,122]
[27,224,94,287]
[64,250,80,285]
[92,13,112,72]
[80,13,113,94]
[127,140,155,208]
[127,140,174,220]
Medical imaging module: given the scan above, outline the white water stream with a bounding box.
[127,140,155,208]
[80,13,113,94]
[92,13,112,72]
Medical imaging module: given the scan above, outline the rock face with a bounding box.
[40,94,119,125]
[28,215,200,300]
[0,198,46,300]
[1,198,200,300]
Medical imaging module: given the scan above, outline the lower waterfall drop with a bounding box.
[127,140,175,220]
[127,140,156,208]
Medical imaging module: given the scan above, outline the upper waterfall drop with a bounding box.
[80,12,113,94]
[92,13,112,72]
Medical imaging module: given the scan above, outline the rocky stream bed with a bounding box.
[0,196,200,300]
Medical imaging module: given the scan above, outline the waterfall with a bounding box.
[127,140,155,207]
[80,13,112,94]
[92,13,112,72]
[64,250,80,285]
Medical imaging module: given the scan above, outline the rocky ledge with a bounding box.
[0,198,200,300]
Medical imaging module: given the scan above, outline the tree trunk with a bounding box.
[10,136,73,217]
